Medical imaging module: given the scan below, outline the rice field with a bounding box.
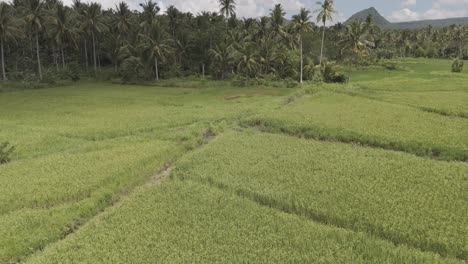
[0,58,467,263]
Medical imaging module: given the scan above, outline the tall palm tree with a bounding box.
[258,34,284,74]
[81,2,108,74]
[23,0,47,80]
[48,3,79,69]
[236,41,259,77]
[451,25,467,58]
[219,0,236,19]
[113,2,131,42]
[315,0,335,65]
[166,5,179,41]
[209,42,234,79]
[139,0,160,35]
[139,22,172,81]
[0,3,24,81]
[270,4,285,38]
[292,8,313,83]
[339,20,374,80]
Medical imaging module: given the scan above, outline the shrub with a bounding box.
[0,142,15,164]
[285,79,299,88]
[230,75,249,87]
[452,59,464,73]
[321,62,348,83]
[376,49,395,59]
[383,63,398,70]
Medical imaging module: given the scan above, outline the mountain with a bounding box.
[389,17,468,29]
[344,7,391,27]
[344,7,468,29]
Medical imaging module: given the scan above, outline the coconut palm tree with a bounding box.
[270,4,285,38]
[166,5,179,41]
[258,34,285,74]
[23,0,47,80]
[339,20,374,80]
[219,0,236,19]
[139,22,172,81]
[113,2,131,42]
[48,3,79,69]
[0,3,24,81]
[315,0,335,65]
[139,0,160,35]
[81,2,108,75]
[451,25,467,58]
[209,42,234,79]
[292,8,314,83]
[236,41,259,77]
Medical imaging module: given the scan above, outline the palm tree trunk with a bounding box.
[1,38,6,81]
[35,32,43,80]
[84,39,89,72]
[300,36,303,84]
[154,57,159,81]
[92,31,97,75]
[53,45,59,71]
[319,22,326,65]
[460,42,463,58]
[61,46,65,69]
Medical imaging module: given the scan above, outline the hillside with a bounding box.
[345,7,468,29]
[390,17,468,29]
[344,7,391,27]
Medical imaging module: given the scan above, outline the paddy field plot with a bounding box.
[0,58,467,263]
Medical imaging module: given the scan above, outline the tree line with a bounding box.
[0,0,466,83]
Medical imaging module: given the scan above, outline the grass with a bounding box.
[173,131,468,260]
[0,58,467,263]
[0,81,291,263]
[25,180,461,264]
[243,92,468,162]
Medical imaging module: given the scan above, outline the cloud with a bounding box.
[402,0,417,7]
[390,8,420,21]
[390,0,468,22]
[57,0,307,18]
[61,0,142,10]
[161,0,305,18]
[435,0,468,5]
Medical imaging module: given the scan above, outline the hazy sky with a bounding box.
[58,0,468,22]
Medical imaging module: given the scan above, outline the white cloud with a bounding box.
[390,8,420,21]
[435,0,468,5]
[390,0,468,22]
[61,0,142,10]
[58,0,307,18]
[162,0,305,18]
[402,0,417,7]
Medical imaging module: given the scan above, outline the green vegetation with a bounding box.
[25,181,461,264]
[173,131,468,260]
[1,58,465,263]
[0,142,14,164]
[243,92,468,161]
[452,58,464,73]
[0,80,292,263]
[0,0,466,85]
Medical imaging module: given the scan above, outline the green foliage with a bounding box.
[0,142,14,164]
[2,59,468,263]
[321,61,348,83]
[383,62,398,70]
[451,59,464,73]
[173,131,468,260]
[26,180,459,264]
[242,92,468,162]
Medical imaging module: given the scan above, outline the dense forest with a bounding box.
[0,0,466,83]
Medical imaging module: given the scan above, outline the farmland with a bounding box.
[0,58,467,263]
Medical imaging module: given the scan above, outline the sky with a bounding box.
[59,0,468,22]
